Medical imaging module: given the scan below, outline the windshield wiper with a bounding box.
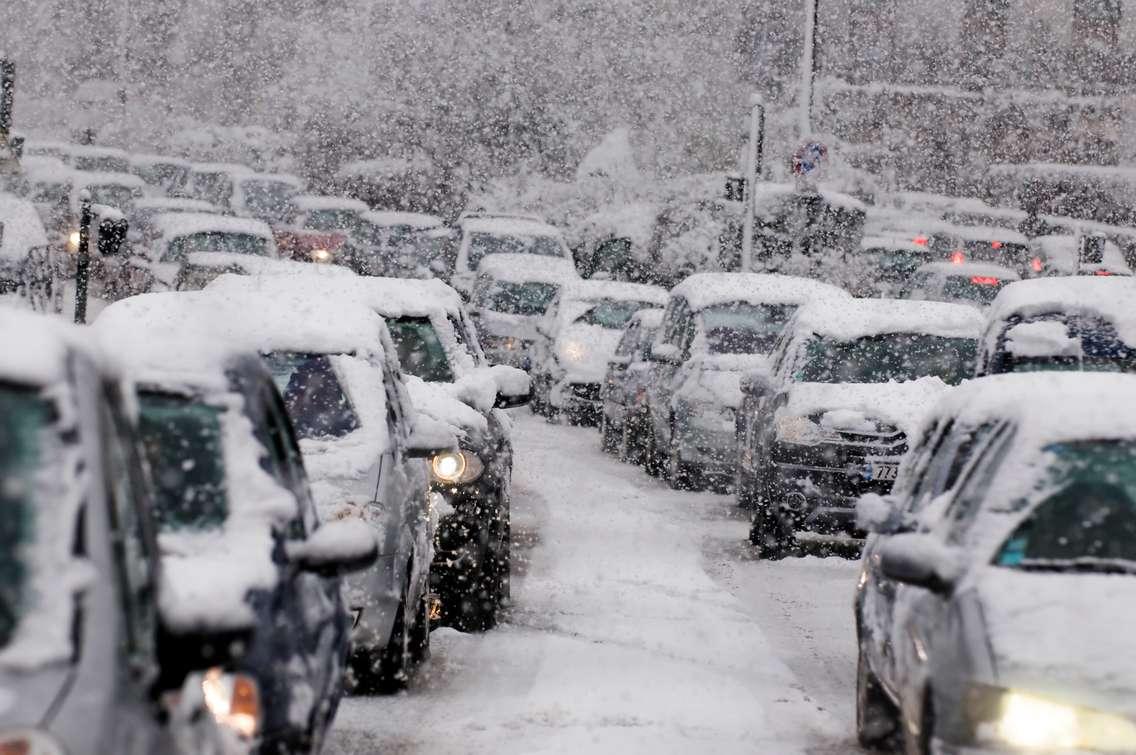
[1015,557,1136,575]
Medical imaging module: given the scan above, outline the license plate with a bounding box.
[864,460,899,481]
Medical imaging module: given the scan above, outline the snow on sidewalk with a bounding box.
[327,413,844,754]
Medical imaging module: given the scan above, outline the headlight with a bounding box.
[310,247,332,263]
[201,668,262,740]
[970,686,1136,751]
[561,340,587,363]
[67,230,81,253]
[430,450,485,485]
[0,729,68,755]
[774,415,837,446]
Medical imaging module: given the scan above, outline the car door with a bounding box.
[605,320,641,408]
[647,296,691,442]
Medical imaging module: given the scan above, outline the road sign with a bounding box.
[792,141,827,177]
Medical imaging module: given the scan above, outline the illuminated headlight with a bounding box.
[67,230,81,252]
[201,667,262,741]
[430,450,485,485]
[970,686,1136,751]
[0,729,68,755]
[774,415,837,446]
[310,247,332,263]
[561,340,587,363]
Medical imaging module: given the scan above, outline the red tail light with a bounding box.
[971,276,1001,285]
[913,235,929,247]
[950,251,966,264]
[1094,270,1115,276]
[991,240,1003,249]
[1030,256,1044,272]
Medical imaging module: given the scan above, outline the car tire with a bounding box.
[600,414,619,454]
[856,646,899,748]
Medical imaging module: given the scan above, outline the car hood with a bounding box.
[781,377,948,438]
[977,567,1136,713]
[0,666,70,730]
[555,324,623,382]
[477,310,541,342]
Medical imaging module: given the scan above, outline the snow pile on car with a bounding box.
[985,276,1136,349]
[670,272,851,312]
[794,298,986,341]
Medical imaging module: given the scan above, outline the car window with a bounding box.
[163,232,269,262]
[477,280,559,316]
[303,209,360,234]
[466,231,565,270]
[795,334,977,385]
[698,302,797,355]
[574,300,656,330]
[940,424,1016,544]
[262,352,362,439]
[386,317,456,382]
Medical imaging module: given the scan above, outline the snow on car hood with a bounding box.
[976,568,1136,712]
[556,324,623,382]
[678,354,770,409]
[781,377,948,438]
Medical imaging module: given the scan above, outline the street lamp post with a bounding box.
[74,190,93,324]
[799,0,820,137]
[740,94,765,273]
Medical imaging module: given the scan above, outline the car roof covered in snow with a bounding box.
[152,211,274,242]
[916,261,1021,280]
[562,279,668,305]
[0,308,87,385]
[336,155,432,178]
[1030,234,1133,275]
[129,153,191,168]
[133,197,218,213]
[361,210,444,229]
[292,194,368,213]
[476,253,580,284]
[461,216,562,238]
[189,162,253,176]
[986,276,1136,346]
[19,155,69,176]
[236,172,304,189]
[70,170,146,190]
[671,272,850,312]
[792,297,986,341]
[0,194,50,260]
[860,235,933,253]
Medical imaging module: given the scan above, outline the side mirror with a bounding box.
[879,534,961,595]
[494,390,531,409]
[649,342,683,365]
[855,493,911,535]
[285,518,378,577]
[405,417,457,459]
[489,364,531,408]
[740,368,774,397]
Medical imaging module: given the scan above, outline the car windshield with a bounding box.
[163,231,269,262]
[86,184,137,212]
[386,317,455,382]
[574,300,656,329]
[796,333,977,385]
[73,156,130,173]
[137,392,228,531]
[303,209,361,234]
[941,275,1011,305]
[190,172,233,206]
[240,180,297,224]
[699,302,797,355]
[996,440,1136,573]
[1001,315,1136,373]
[467,231,564,270]
[0,385,53,651]
[477,280,559,316]
[263,353,361,439]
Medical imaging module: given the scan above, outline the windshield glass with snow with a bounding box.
[137,392,228,531]
[189,173,232,207]
[467,232,564,270]
[0,386,53,651]
[163,232,269,262]
[387,318,455,382]
[996,441,1136,572]
[264,353,361,439]
[574,300,657,330]
[796,334,977,385]
[240,180,297,224]
[1001,314,1136,373]
[941,275,1011,305]
[477,280,559,316]
[700,302,797,355]
[303,209,362,234]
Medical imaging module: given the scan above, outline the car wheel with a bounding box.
[600,414,619,454]
[856,646,899,748]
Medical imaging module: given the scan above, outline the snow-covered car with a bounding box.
[170,283,453,690]
[449,214,574,298]
[0,193,51,306]
[470,253,581,370]
[95,296,383,751]
[128,197,222,242]
[854,372,1136,754]
[271,195,366,267]
[975,276,1136,376]
[129,153,192,196]
[347,210,447,278]
[181,162,251,209]
[645,273,850,491]
[531,279,667,425]
[738,298,984,558]
[600,307,663,463]
[290,194,368,234]
[1029,233,1133,277]
[206,272,531,631]
[233,171,304,226]
[929,225,1032,277]
[0,309,252,754]
[24,140,131,173]
[909,261,1020,308]
[852,235,935,298]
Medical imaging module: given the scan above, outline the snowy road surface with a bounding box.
[326,413,863,754]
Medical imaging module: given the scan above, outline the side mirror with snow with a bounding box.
[490,364,531,408]
[286,518,378,577]
[879,534,961,595]
[405,426,457,459]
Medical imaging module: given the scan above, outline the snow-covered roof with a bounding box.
[129,153,191,169]
[0,194,50,261]
[1031,234,1133,276]
[292,194,368,213]
[0,308,80,385]
[670,273,850,312]
[133,197,218,214]
[462,216,562,238]
[70,170,146,190]
[916,261,1021,280]
[562,279,668,305]
[360,210,444,229]
[152,211,274,242]
[986,277,1136,346]
[793,297,986,341]
[860,236,932,254]
[476,253,580,284]
[18,155,68,175]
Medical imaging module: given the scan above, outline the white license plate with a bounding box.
[866,461,899,481]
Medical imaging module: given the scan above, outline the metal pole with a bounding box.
[74,191,92,324]
[799,0,820,137]
[741,94,765,273]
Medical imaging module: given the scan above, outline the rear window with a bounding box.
[164,232,269,262]
[137,392,228,531]
[574,300,658,330]
[999,315,1136,374]
[699,302,797,355]
[476,280,559,316]
[263,353,361,439]
[467,231,564,270]
[303,209,361,234]
[941,275,1010,305]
